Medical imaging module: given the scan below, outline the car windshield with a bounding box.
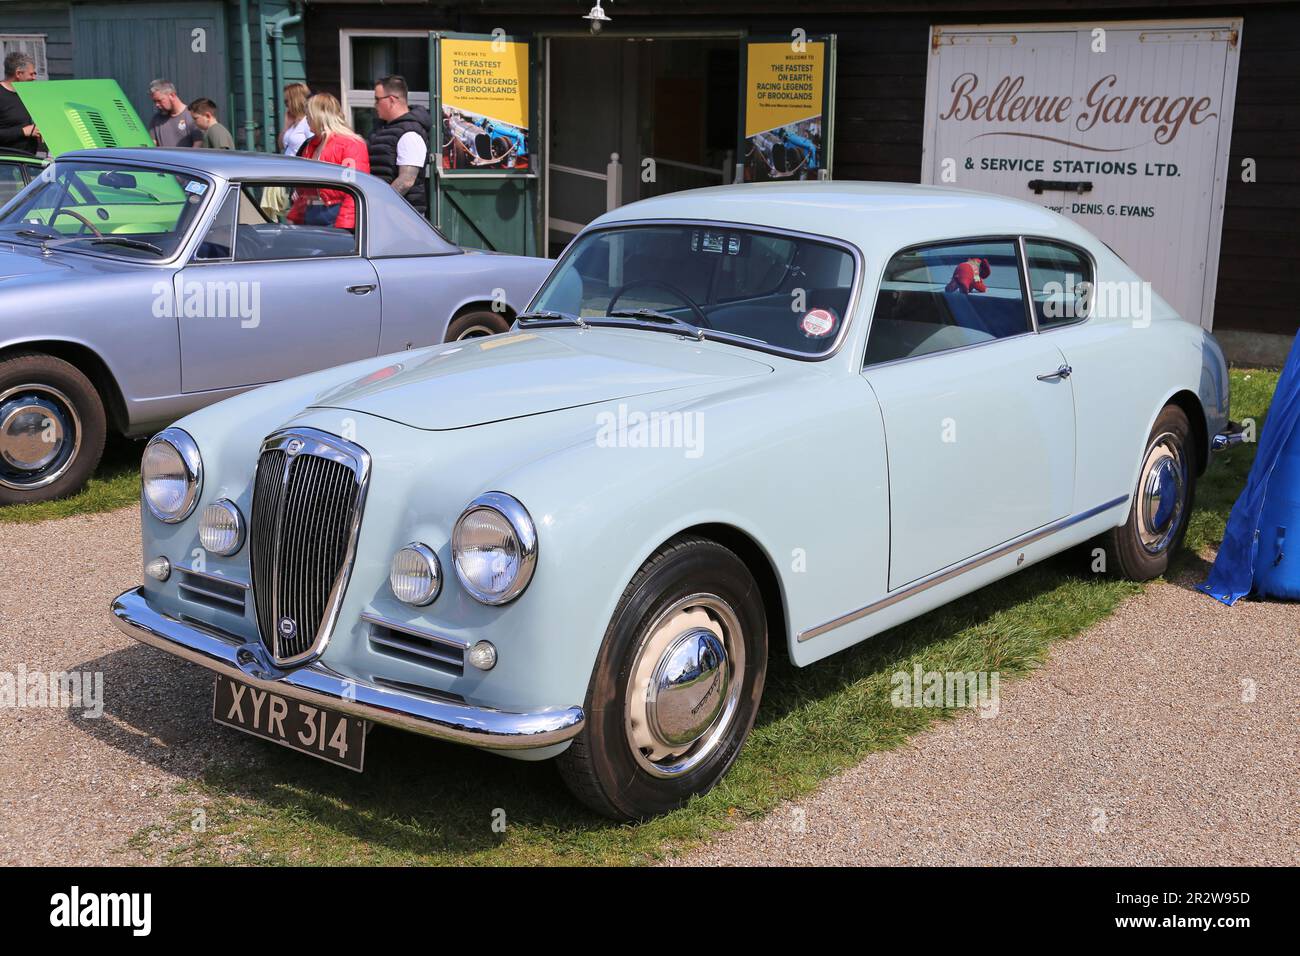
[0,160,211,259]
[529,223,858,356]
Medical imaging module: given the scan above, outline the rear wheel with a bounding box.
[1105,405,1196,581]
[446,309,512,340]
[558,535,767,820]
[0,353,107,506]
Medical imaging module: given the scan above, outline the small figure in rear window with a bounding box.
[945,257,991,294]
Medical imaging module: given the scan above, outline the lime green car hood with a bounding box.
[16,79,152,157]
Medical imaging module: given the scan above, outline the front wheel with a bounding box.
[558,535,768,820]
[1105,404,1196,581]
[0,353,107,506]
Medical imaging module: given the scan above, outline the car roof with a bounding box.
[0,148,44,164]
[56,146,461,258]
[591,180,1103,263]
[58,146,358,182]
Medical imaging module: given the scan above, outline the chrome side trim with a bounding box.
[797,495,1130,642]
[111,587,585,750]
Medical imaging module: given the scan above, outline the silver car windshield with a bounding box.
[530,223,858,357]
[0,161,211,259]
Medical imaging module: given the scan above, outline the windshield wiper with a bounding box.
[86,236,165,255]
[606,308,706,341]
[517,310,589,329]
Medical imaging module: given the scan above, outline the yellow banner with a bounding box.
[744,41,824,138]
[440,37,529,129]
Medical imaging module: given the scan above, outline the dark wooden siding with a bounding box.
[0,1,74,79]
[305,0,1299,335]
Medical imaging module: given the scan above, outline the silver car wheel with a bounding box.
[1136,430,1187,556]
[624,592,745,779]
[0,384,82,491]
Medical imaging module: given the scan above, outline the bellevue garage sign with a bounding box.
[922,19,1242,331]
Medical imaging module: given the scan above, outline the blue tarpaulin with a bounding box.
[1200,333,1300,605]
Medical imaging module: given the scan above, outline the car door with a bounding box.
[176,182,381,393]
[861,237,1076,590]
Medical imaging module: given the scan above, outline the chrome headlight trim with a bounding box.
[389,542,442,606]
[142,427,202,524]
[198,498,245,556]
[452,491,538,605]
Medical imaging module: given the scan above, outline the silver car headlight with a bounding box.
[141,428,202,523]
[389,542,442,606]
[452,492,537,605]
[199,499,245,555]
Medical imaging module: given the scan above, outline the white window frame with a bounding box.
[1,35,49,79]
[338,29,431,129]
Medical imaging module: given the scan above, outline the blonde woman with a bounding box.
[288,93,370,229]
[281,82,311,155]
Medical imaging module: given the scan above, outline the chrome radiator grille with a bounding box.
[249,430,370,665]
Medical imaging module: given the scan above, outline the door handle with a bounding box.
[346,284,376,295]
[1037,364,1072,382]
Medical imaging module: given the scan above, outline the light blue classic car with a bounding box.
[0,148,551,504]
[111,182,1235,819]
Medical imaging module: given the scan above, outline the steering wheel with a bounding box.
[606,278,710,328]
[52,208,103,238]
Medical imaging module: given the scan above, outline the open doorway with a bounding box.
[545,35,741,257]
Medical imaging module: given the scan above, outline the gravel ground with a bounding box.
[0,507,234,865]
[2,507,1296,866]
[670,568,1300,866]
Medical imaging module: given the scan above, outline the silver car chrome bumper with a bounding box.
[1212,421,1247,451]
[110,587,585,751]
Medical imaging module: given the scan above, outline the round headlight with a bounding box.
[452,492,537,605]
[389,543,442,606]
[142,428,202,523]
[199,499,245,556]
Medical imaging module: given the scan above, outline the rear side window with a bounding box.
[864,239,1028,367]
[1025,239,1093,329]
[0,163,27,209]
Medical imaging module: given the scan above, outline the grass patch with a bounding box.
[0,433,144,524]
[141,369,1276,866]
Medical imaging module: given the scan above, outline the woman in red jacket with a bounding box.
[287,92,370,230]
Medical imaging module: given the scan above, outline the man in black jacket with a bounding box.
[367,74,431,218]
[0,52,41,155]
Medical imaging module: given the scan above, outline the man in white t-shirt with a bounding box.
[367,75,432,217]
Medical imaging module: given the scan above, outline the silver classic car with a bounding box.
[0,148,551,504]
[112,182,1234,820]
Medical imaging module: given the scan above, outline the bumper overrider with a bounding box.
[1212,421,1247,451]
[110,587,586,750]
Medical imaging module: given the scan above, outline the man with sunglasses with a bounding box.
[367,74,432,218]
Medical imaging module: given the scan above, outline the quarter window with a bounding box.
[865,239,1028,367]
[1025,239,1093,329]
[0,163,26,208]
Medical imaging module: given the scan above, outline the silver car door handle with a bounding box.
[346,284,376,295]
[1037,364,1072,382]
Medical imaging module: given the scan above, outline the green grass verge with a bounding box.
[0,434,143,524]
[138,369,1277,866]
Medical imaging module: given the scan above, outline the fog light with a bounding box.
[198,499,245,556]
[145,555,171,582]
[467,640,497,671]
[389,543,441,606]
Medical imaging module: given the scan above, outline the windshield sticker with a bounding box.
[800,308,837,338]
[184,180,208,196]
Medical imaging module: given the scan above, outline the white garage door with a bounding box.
[922,19,1242,329]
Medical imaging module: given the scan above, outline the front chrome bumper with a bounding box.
[1212,421,1247,451]
[110,587,586,751]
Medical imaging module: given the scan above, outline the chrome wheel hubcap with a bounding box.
[1136,431,1187,555]
[0,384,81,490]
[625,594,744,778]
